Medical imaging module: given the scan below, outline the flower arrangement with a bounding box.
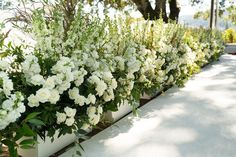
[0,1,224,156]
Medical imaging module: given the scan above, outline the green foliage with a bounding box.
[223,28,236,43]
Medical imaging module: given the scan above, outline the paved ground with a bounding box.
[60,54,236,157]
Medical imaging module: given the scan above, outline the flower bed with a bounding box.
[0,2,224,156]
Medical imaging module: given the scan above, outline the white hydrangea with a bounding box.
[0,72,14,96]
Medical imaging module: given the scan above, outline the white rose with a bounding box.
[58,82,71,94]
[65,117,75,126]
[81,123,91,131]
[36,88,51,103]
[89,114,100,125]
[64,107,76,117]
[97,106,103,114]
[68,87,79,100]
[56,112,66,124]
[102,72,113,82]
[75,95,86,106]
[74,76,84,86]
[31,74,45,86]
[49,89,60,104]
[95,81,107,96]
[44,77,55,89]
[87,106,96,116]
[27,94,40,107]
[87,94,96,104]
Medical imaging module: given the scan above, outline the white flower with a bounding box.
[30,74,45,86]
[74,76,84,86]
[44,77,55,89]
[89,114,100,125]
[87,106,96,116]
[27,94,40,107]
[16,102,26,113]
[102,72,113,82]
[97,106,103,114]
[95,81,107,96]
[36,88,51,103]
[58,82,71,94]
[65,117,75,126]
[49,89,60,104]
[2,99,13,111]
[3,79,13,96]
[87,94,96,104]
[0,60,10,70]
[68,87,79,100]
[64,107,76,117]
[81,123,91,131]
[56,112,66,124]
[75,95,86,106]
[111,79,117,89]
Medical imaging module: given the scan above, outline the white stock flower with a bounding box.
[0,60,10,70]
[111,79,117,89]
[2,99,13,111]
[56,112,67,124]
[36,88,51,103]
[65,117,75,126]
[64,107,76,117]
[27,94,40,107]
[2,78,13,96]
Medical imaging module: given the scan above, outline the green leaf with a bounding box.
[19,139,36,146]
[24,112,41,121]
[21,123,36,137]
[28,119,45,126]
[20,145,34,149]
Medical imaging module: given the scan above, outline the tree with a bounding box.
[88,0,181,22]
[130,0,180,22]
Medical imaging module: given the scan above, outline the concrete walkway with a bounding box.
[60,54,236,157]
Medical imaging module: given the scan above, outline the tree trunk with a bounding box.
[132,0,180,23]
[169,0,181,22]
